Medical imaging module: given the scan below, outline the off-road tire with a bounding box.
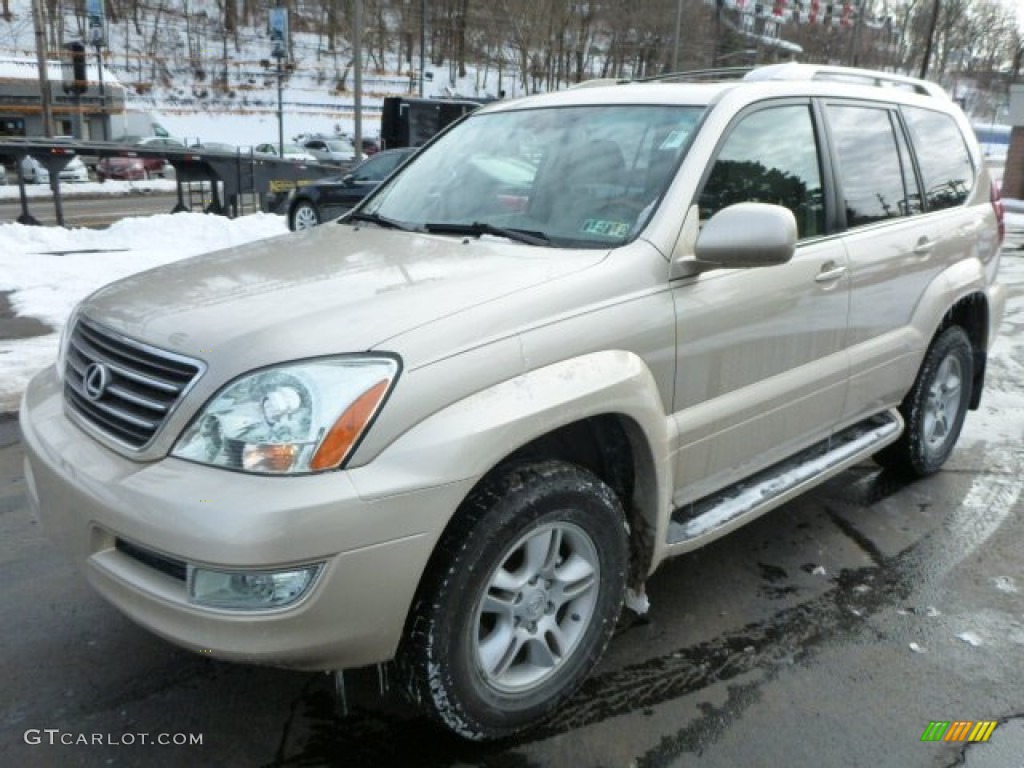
[875,325,973,477]
[400,460,628,740]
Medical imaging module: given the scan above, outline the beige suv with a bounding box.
[20,64,1006,740]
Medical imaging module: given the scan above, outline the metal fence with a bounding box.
[0,137,347,226]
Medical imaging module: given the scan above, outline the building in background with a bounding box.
[0,56,125,139]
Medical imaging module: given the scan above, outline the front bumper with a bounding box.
[20,366,473,671]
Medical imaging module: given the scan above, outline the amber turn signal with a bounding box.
[310,379,390,470]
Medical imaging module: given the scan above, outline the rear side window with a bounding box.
[902,107,974,211]
[699,105,825,239]
[826,104,916,227]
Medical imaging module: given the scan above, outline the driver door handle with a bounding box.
[815,262,847,283]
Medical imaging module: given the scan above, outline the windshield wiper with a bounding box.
[346,211,417,232]
[424,221,550,246]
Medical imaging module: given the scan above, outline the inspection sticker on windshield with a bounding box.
[581,219,631,238]
[659,130,688,149]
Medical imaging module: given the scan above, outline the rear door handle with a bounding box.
[913,238,935,255]
[815,262,847,283]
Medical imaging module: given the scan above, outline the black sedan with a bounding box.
[287,148,416,230]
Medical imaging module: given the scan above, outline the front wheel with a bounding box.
[400,461,628,740]
[290,200,321,231]
[875,326,973,477]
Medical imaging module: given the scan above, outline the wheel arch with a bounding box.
[910,257,992,410]
[937,290,989,409]
[377,352,674,657]
[498,412,660,588]
[399,411,664,633]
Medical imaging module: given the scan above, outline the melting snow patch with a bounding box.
[811,565,827,577]
[625,587,650,616]
[909,642,926,653]
[993,576,1019,594]
[853,584,871,594]
[956,631,983,647]
[925,606,941,617]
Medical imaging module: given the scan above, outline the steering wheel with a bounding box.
[594,197,648,218]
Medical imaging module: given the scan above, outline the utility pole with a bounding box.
[354,0,363,162]
[672,0,683,71]
[846,0,865,67]
[87,0,108,139]
[269,6,288,156]
[31,0,54,136]
[419,0,426,96]
[95,46,107,139]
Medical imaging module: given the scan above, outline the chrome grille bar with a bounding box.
[63,318,203,450]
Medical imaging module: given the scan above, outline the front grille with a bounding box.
[116,539,188,581]
[64,318,202,449]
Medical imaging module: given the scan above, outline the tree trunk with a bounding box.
[919,0,942,79]
[456,0,468,78]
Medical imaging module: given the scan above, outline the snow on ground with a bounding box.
[155,101,382,148]
[0,178,177,201]
[0,212,287,411]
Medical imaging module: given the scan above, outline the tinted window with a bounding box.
[699,105,825,239]
[827,105,914,227]
[903,107,974,211]
[359,152,403,180]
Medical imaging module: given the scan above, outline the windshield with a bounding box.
[363,104,704,248]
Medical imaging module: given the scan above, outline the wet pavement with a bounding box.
[0,292,50,341]
[0,250,1022,766]
[1,398,1022,767]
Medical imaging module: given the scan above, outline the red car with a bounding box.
[96,136,184,181]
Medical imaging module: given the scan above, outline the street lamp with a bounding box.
[269,6,289,156]
[86,0,108,139]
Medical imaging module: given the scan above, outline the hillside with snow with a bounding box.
[0,0,516,146]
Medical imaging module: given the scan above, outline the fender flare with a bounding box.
[909,257,989,350]
[350,349,677,564]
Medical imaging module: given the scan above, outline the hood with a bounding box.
[80,223,607,372]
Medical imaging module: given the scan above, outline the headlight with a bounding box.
[172,356,399,474]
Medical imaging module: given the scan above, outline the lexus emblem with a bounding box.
[83,363,110,401]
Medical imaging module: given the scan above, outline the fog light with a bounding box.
[188,564,321,610]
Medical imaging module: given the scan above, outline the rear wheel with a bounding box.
[875,326,973,477]
[400,461,628,740]
[290,200,321,231]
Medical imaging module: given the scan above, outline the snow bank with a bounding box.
[0,212,287,411]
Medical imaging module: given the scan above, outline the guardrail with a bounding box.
[0,138,349,226]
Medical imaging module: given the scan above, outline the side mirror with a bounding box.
[694,202,797,269]
[342,173,354,185]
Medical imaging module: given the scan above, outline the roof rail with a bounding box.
[742,63,949,100]
[635,66,754,84]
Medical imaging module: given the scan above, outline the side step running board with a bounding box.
[666,410,903,551]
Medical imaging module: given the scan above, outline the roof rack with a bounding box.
[742,63,949,100]
[570,63,948,100]
[634,66,754,84]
